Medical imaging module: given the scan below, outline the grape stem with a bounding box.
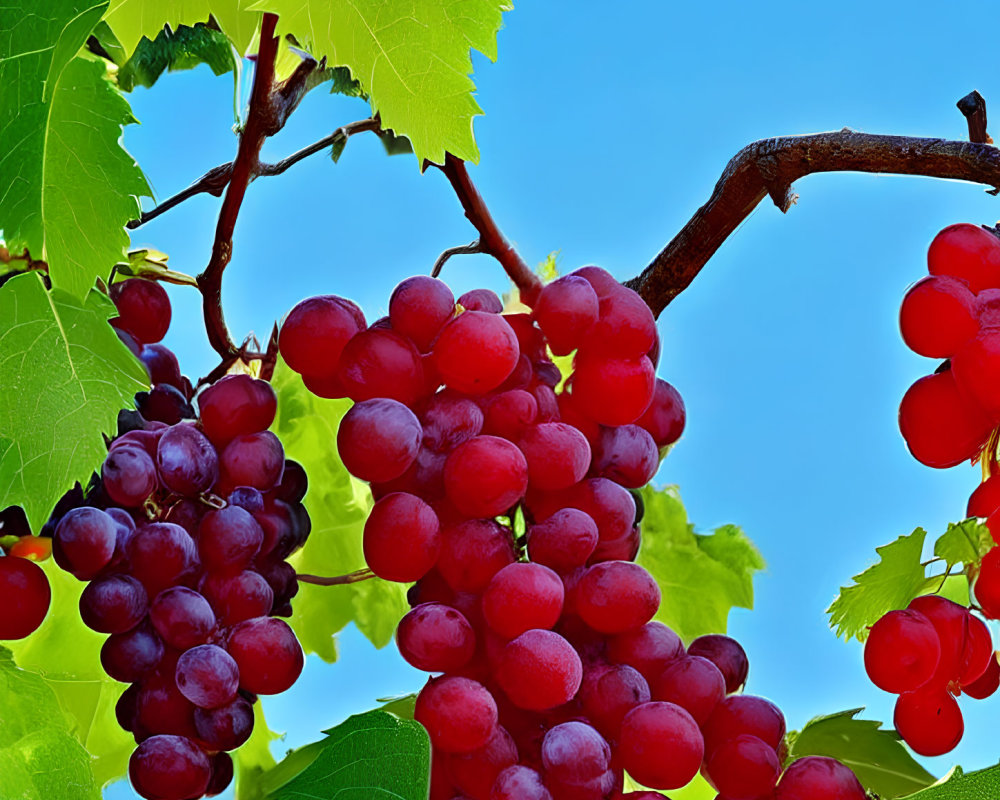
[627,120,1000,317]
[297,568,376,586]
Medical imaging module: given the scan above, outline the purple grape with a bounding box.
[80,575,148,633]
[197,505,264,572]
[101,622,164,682]
[218,431,284,493]
[149,587,216,649]
[102,446,158,507]
[156,424,219,496]
[126,522,198,597]
[176,644,240,709]
[200,570,274,626]
[53,507,118,580]
[227,487,265,514]
[193,696,254,750]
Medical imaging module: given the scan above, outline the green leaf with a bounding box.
[117,23,237,92]
[234,702,282,800]
[934,518,993,570]
[263,710,430,800]
[270,360,409,660]
[1,4,150,299]
[103,0,261,57]
[246,0,512,165]
[636,485,765,642]
[6,561,133,788]
[827,529,928,642]
[785,708,935,799]
[900,765,1000,799]
[0,274,149,532]
[0,645,100,800]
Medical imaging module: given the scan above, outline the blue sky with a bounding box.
[108,2,1000,795]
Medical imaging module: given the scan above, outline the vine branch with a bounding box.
[297,568,375,586]
[626,129,1000,317]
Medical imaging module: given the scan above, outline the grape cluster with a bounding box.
[53,278,308,800]
[864,594,997,755]
[281,270,865,799]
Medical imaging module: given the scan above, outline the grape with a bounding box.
[686,634,749,693]
[110,278,172,345]
[198,374,277,445]
[774,756,867,800]
[101,622,165,682]
[952,329,1000,420]
[149,587,216,649]
[907,594,968,682]
[927,223,1000,294]
[200,570,274,625]
[363,493,440,582]
[702,695,786,756]
[532,276,600,356]
[193,696,254,750]
[635,378,685,449]
[140,344,184,390]
[129,734,210,800]
[518,423,591,491]
[959,612,992,685]
[218,431,284,492]
[396,603,476,672]
[968,474,1000,518]
[389,276,456,352]
[898,371,992,468]
[255,499,301,561]
[531,384,559,422]
[482,390,538,442]
[226,616,303,694]
[490,765,552,800]
[619,701,703,790]
[899,276,979,357]
[542,721,610,783]
[0,556,50,639]
[895,682,965,755]
[138,384,195,425]
[116,682,140,733]
[436,519,516,592]
[136,675,199,738]
[574,561,660,634]
[571,266,621,298]
[578,664,650,740]
[548,477,636,545]
[338,398,422,482]
[156,424,219,496]
[607,621,685,682]
[206,752,234,797]
[571,354,655,426]
[53,507,118,580]
[198,506,264,573]
[433,311,520,395]
[336,328,426,405]
[279,295,364,377]
[302,371,347,399]
[482,563,564,639]
[526,508,599,572]
[176,644,240,709]
[964,651,1000,699]
[448,725,518,799]
[704,734,780,800]
[974,546,1000,619]
[80,574,148,634]
[102,445,158,506]
[590,424,658,489]
[581,286,657,359]
[117,328,143,359]
[496,629,582,711]
[651,655,726,724]
[415,675,498,754]
[127,522,198,597]
[444,436,528,518]
[863,608,941,693]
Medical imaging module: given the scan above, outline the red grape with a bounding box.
[363,493,440,582]
[578,663,650,739]
[197,374,276,445]
[651,654,725,724]
[127,522,198,597]
[590,424,658,488]
[336,328,426,405]
[619,701,703,790]
[774,756,866,800]
[279,295,364,377]
[53,507,118,580]
[898,371,992,468]
[443,436,528,518]
[482,390,538,442]
[433,312,520,395]
[533,275,600,356]
[338,398,422,482]
[497,629,582,711]
[396,603,476,672]
[102,445,158,506]
[571,266,621,298]
[575,561,660,634]
[704,734,781,800]
[686,634,749,693]
[193,696,254,751]
[899,275,979,357]
[964,651,1000,699]
[606,621,684,683]
[80,574,147,634]
[149,587,216,649]
[389,276,456,352]
[111,278,171,345]
[175,644,240,709]
[197,506,264,573]
[129,734,210,800]
[448,724,517,798]
[571,354,655,426]
[863,608,941,693]
[156,424,219,496]
[415,675,498,754]
[518,423,591,491]
[702,695,786,756]
[635,378,685,449]
[490,765,552,800]
[459,288,503,313]
[526,508,599,571]
[974,546,1000,618]
[482,562,564,639]
[436,519,516,592]
[541,721,610,783]
[421,393,484,453]
[959,612,993,685]
[969,474,1000,518]
[927,222,1000,293]
[582,286,657,360]
[218,431,284,492]
[907,594,968,682]
[101,622,165,682]
[200,570,274,625]
[894,683,963,756]
[0,556,50,639]
[226,616,303,695]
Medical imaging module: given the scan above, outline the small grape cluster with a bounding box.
[281,270,866,800]
[52,278,308,800]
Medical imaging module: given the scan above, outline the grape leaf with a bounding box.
[0,274,149,533]
[6,560,132,788]
[785,708,934,799]
[636,485,765,642]
[0,645,100,800]
[263,710,430,800]
[270,360,409,660]
[234,702,282,800]
[933,518,993,570]
[900,765,1000,799]
[246,0,512,165]
[827,529,928,642]
[117,23,237,91]
[1,2,150,299]
[102,0,260,57]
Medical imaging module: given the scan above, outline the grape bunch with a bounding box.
[280,270,866,799]
[52,278,308,800]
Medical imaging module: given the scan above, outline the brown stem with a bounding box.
[437,154,542,305]
[297,568,375,586]
[626,130,1000,316]
[958,91,991,144]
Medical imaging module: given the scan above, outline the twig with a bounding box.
[626,129,1000,316]
[127,164,232,229]
[958,91,991,144]
[257,118,382,177]
[297,568,375,586]
[437,154,542,305]
[431,239,483,277]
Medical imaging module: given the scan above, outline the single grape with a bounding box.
[156,424,219,496]
[635,378,685,449]
[969,474,1000,518]
[176,644,240,709]
[578,664,650,740]
[482,562,564,639]
[127,522,198,597]
[702,695,786,756]
[101,622,165,682]
[907,594,969,682]
[436,519,516,592]
[542,477,636,545]
[279,295,364,377]
[458,288,503,313]
[619,701,703,790]
[396,602,476,672]
[686,634,749,694]
[952,329,1000,421]
[137,384,195,425]
[415,675,498,754]
[336,328,426,405]
[588,523,641,563]
[128,734,210,800]
[606,621,685,683]
[533,275,600,356]
[496,629,582,711]
[898,371,992,468]
[198,505,264,573]
[964,651,1000,699]
[651,655,726,725]
[443,436,528,518]
[102,445,158,507]
[518,423,591,491]
[581,285,657,359]
[149,587,216,649]
[432,311,520,395]
[526,508,599,572]
[863,608,941,693]
[974,546,1000,619]
[704,734,781,800]
[198,374,277,445]
[226,616,303,695]
[136,675,199,738]
[421,393,484,453]
[448,725,518,799]
[899,275,979,358]
[927,223,1000,294]
[591,424,658,489]
[80,574,148,634]
[115,683,140,733]
[110,278,172,345]
[575,561,660,634]
[571,266,622,298]
[193,696,254,751]
[959,612,993,685]
[774,756,867,800]
[206,751,234,797]
[490,765,552,800]
[218,431,285,493]
[0,556,50,639]
[571,354,655,426]
[542,720,611,784]
[363,493,440,582]
[53,507,118,580]
[139,344,184,390]
[389,275,456,352]
[338,398,422,482]
[200,570,275,625]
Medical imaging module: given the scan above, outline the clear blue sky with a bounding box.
[108,2,1000,796]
